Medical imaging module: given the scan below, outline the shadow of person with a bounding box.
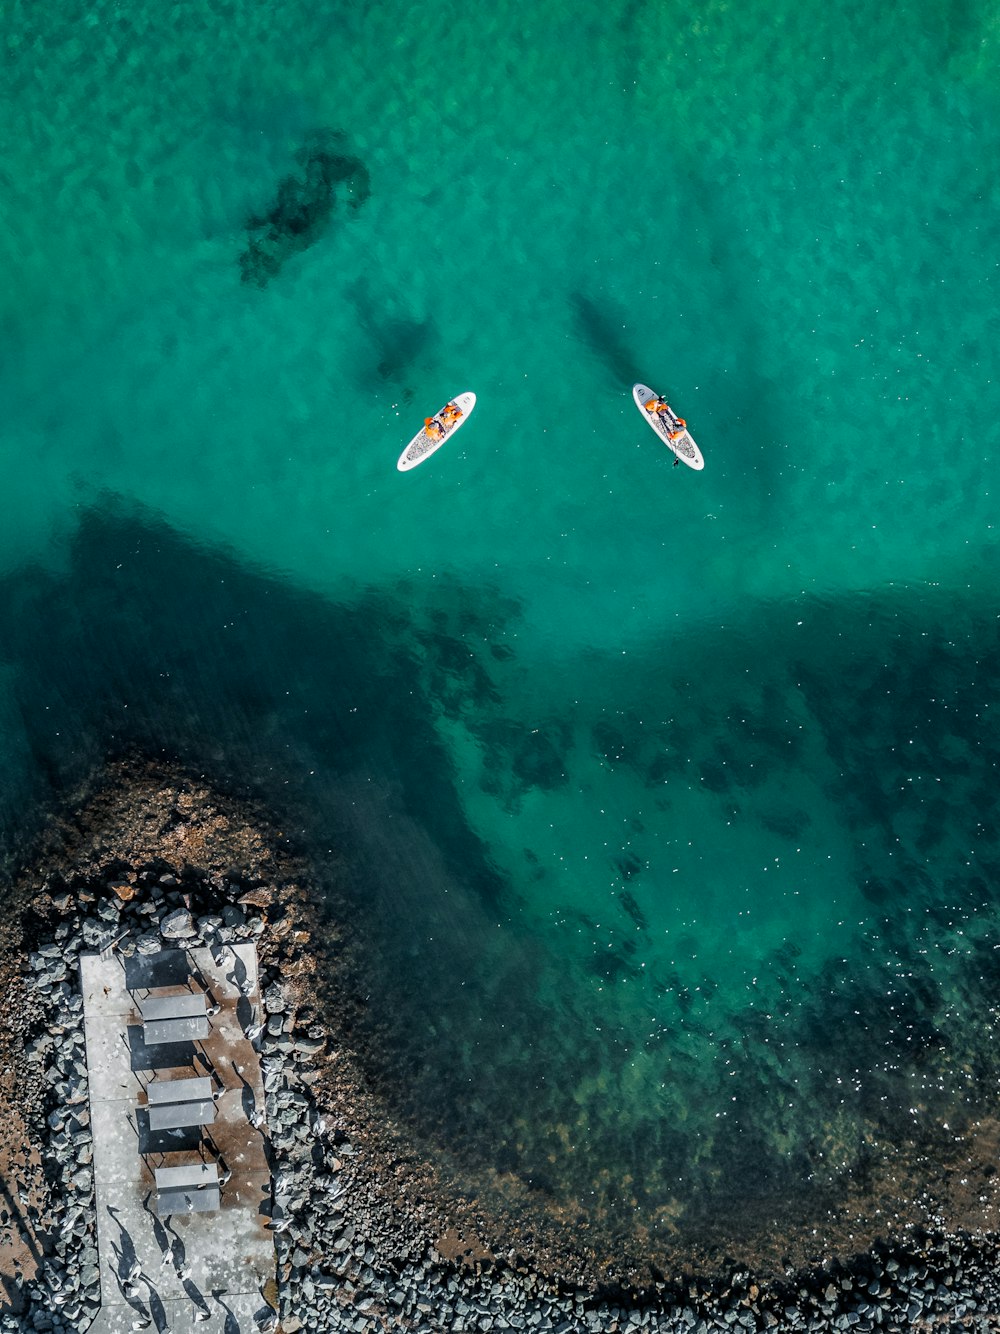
[233,1064,259,1122]
[570,291,643,388]
[226,952,249,994]
[0,1272,26,1316]
[212,1289,242,1334]
[183,1274,211,1319]
[106,1203,139,1281]
[106,1240,150,1320]
[160,1214,187,1273]
[224,951,255,1027]
[257,1178,274,1219]
[141,1190,174,1265]
[143,1280,169,1333]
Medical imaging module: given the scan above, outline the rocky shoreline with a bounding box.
[3,761,1000,1332]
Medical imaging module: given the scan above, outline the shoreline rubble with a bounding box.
[2,764,1000,1332]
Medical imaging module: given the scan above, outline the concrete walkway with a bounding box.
[80,945,275,1333]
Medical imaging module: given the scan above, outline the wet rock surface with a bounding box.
[3,760,1000,1331]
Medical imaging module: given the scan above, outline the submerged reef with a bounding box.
[239,129,370,287]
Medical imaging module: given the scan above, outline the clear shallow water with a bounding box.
[2,0,999,1266]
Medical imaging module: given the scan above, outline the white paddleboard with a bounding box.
[632,383,704,470]
[396,391,477,472]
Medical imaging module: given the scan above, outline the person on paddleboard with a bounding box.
[645,396,687,436]
[440,401,463,427]
[645,396,686,464]
[424,416,445,440]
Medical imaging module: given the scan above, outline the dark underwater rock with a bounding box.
[239,129,370,287]
[617,887,648,931]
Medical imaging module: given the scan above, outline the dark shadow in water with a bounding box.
[239,129,370,286]
[0,500,507,918]
[616,888,648,931]
[346,278,435,383]
[569,291,645,388]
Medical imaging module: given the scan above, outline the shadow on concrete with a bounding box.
[106,1204,139,1280]
[226,952,249,992]
[212,1289,243,1334]
[182,1274,211,1317]
[124,952,196,993]
[106,1204,153,1319]
[199,1129,240,1182]
[152,1203,189,1272]
[142,1190,174,1261]
[223,953,255,1031]
[144,1281,169,1333]
[233,1066,259,1124]
[127,1025,203,1074]
[136,1111,203,1160]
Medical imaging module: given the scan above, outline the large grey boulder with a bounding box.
[160,908,196,940]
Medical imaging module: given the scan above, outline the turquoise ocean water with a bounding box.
[2,0,1000,1267]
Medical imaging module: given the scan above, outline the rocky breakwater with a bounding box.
[8,922,97,1331]
[6,766,1000,1332]
[245,961,1000,1332]
[2,865,291,1331]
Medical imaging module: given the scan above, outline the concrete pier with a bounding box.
[80,944,275,1332]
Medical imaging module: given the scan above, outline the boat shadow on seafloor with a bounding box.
[346,278,435,384]
[569,291,646,388]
